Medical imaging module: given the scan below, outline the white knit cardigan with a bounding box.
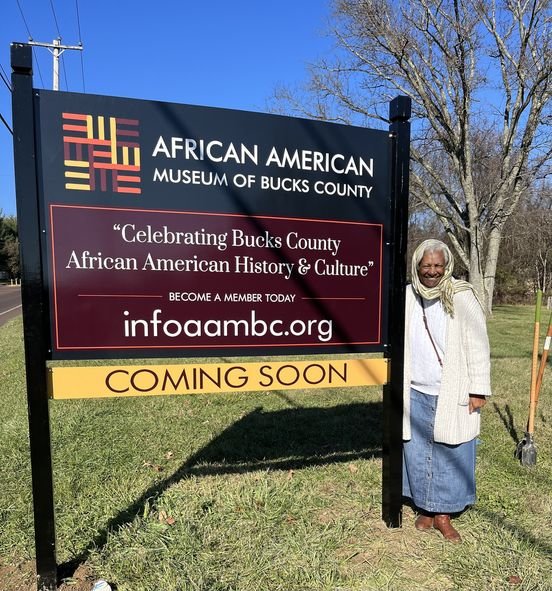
[403,284,492,445]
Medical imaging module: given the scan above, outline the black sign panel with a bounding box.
[34,90,392,359]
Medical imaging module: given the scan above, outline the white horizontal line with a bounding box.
[301,297,366,301]
[0,304,22,316]
[77,294,162,298]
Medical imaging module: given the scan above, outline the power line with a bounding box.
[75,0,83,40]
[78,51,85,93]
[75,0,86,92]
[0,63,9,78]
[49,0,62,39]
[0,112,13,135]
[48,1,70,90]
[0,66,12,92]
[15,0,33,39]
[14,0,46,86]
[61,54,70,91]
[32,49,46,88]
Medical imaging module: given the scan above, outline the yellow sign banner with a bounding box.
[48,358,389,399]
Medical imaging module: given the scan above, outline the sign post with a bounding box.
[382,96,411,527]
[11,43,58,591]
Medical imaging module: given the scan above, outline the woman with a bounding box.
[402,239,491,542]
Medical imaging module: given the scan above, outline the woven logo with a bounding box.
[62,113,141,194]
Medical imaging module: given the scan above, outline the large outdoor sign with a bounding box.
[12,43,410,590]
[34,91,392,359]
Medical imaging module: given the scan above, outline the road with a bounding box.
[0,284,22,327]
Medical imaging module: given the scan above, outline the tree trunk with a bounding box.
[483,228,502,315]
[468,241,487,312]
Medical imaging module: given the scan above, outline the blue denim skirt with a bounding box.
[403,388,476,513]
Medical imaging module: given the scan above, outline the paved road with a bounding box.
[0,284,22,327]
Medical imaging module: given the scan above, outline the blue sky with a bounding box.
[0,0,334,216]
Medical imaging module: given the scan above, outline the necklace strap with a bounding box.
[419,295,443,368]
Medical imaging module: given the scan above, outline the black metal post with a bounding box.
[382,96,411,527]
[11,43,58,590]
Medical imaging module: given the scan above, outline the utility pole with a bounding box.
[28,38,83,90]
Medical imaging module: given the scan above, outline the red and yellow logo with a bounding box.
[62,113,141,194]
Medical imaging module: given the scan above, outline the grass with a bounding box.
[0,304,551,590]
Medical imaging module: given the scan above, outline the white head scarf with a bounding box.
[411,239,479,317]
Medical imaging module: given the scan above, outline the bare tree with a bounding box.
[273,0,551,311]
[496,183,552,301]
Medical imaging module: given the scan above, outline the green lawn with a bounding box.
[1,305,551,590]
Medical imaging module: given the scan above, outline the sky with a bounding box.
[0,0,335,217]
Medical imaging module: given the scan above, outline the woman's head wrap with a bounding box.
[411,239,479,317]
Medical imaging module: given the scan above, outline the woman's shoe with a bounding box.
[414,514,434,531]
[433,514,462,542]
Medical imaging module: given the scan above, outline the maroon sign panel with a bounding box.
[35,90,392,358]
[50,205,383,351]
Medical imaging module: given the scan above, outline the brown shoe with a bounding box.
[433,514,462,543]
[414,514,434,531]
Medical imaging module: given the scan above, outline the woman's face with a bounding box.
[417,250,446,288]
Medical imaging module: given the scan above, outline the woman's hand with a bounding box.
[469,394,487,414]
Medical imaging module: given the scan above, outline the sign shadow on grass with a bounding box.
[58,400,383,579]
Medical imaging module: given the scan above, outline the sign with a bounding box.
[13,44,410,589]
[48,358,389,399]
[34,90,392,359]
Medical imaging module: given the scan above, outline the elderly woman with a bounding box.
[403,239,491,542]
